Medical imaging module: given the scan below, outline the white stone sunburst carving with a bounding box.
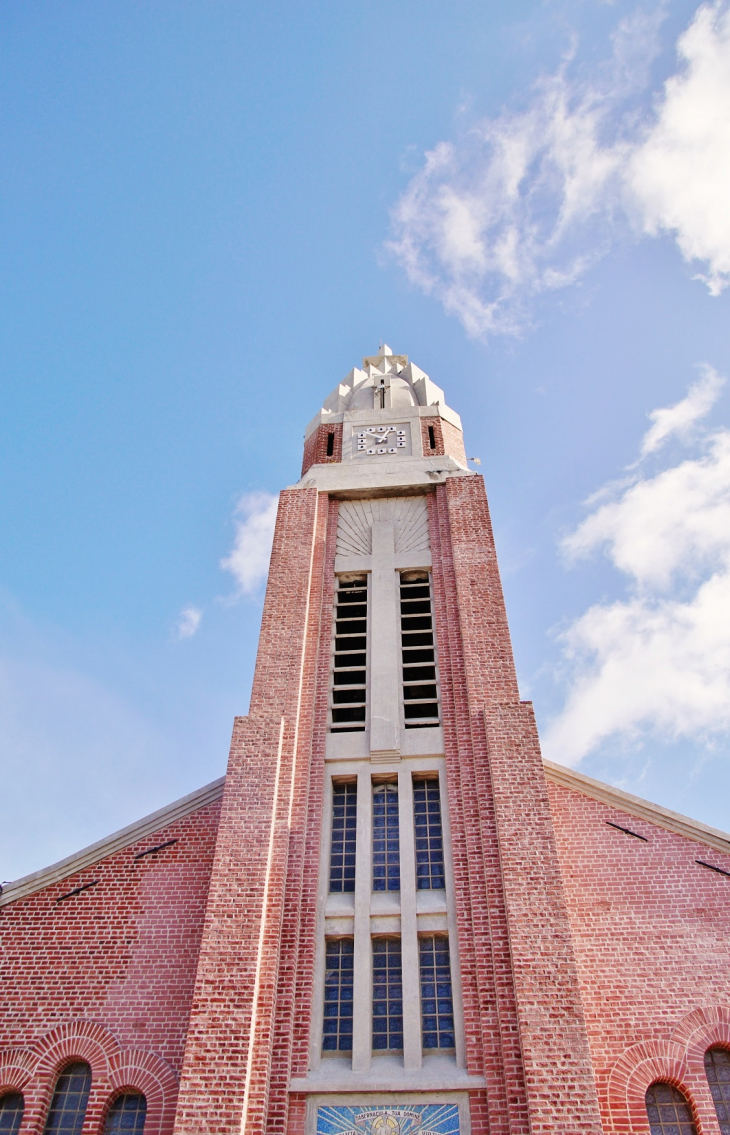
[336,496,430,557]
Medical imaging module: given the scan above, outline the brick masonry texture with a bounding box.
[7,418,730,1135]
[419,417,467,465]
[429,477,602,1135]
[173,487,332,1135]
[0,800,221,1135]
[301,423,343,475]
[548,780,730,1134]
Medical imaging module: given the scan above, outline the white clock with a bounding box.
[356,425,408,455]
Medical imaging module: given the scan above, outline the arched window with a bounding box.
[104,1094,147,1134]
[705,1047,730,1134]
[44,1062,92,1135]
[0,1092,24,1135]
[645,1082,697,1135]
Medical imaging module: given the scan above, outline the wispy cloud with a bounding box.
[220,491,279,597]
[640,364,725,456]
[388,2,730,337]
[544,367,730,765]
[176,605,203,639]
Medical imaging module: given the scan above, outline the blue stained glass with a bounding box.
[323,939,354,1051]
[372,938,403,1051]
[330,782,358,893]
[0,1095,24,1135]
[419,936,455,1051]
[104,1095,146,1135]
[44,1064,91,1135]
[413,778,445,890]
[372,783,400,892]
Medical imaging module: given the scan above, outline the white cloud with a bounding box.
[220,491,279,596]
[640,364,725,456]
[629,2,730,295]
[544,368,730,765]
[176,605,203,639]
[388,2,730,337]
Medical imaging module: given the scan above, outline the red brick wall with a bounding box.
[429,477,602,1135]
[301,423,343,475]
[548,779,730,1134]
[420,416,467,465]
[0,800,221,1135]
[173,487,334,1135]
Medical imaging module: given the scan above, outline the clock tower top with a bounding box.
[299,346,469,486]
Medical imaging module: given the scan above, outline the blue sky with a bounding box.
[2,0,730,881]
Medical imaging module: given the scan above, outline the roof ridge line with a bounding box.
[543,759,730,856]
[0,776,226,907]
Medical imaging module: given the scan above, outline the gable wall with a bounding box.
[547,779,730,1133]
[0,797,221,1076]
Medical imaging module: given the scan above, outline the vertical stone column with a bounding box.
[398,766,422,1071]
[352,769,373,1073]
[484,702,603,1135]
[368,521,400,757]
[172,486,326,1135]
[433,474,603,1135]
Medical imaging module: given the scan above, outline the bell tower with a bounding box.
[172,349,603,1135]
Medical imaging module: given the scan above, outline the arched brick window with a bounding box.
[104,1094,147,1134]
[44,1062,91,1135]
[645,1082,697,1135]
[705,1047,730,1134]
[0,1092,24,1135]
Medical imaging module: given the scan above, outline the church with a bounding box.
[2,346,730,1135]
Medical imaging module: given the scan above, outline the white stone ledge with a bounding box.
[290,1055,485,1093]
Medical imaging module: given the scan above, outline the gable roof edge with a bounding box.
[543,759,730,856]
[0,776,226,908]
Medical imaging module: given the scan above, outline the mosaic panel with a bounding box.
[316,1103,460,1135]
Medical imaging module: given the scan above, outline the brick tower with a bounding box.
[5,346,730,1135]
[171,346,603,1135]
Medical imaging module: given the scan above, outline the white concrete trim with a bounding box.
[352,769,374,1072]
[543,759,730,855]
[398,767,422,1071]
[0,775,226,907]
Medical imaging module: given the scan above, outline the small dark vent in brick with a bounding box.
[326,431,335,456]
[55,881,98,904]
[696,859,730,878]
[135,838,179,861]
[605,821,648,842]
[428,425,436,450]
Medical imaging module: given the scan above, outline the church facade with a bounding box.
[2,347,730,1135]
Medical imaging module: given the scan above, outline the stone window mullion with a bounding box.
[397,766,422,1070]
[351,768,373,1072]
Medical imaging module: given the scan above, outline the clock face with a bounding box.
[355,424,409,456]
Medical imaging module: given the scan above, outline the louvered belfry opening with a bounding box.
[330,575,368,732]
[400,570,440,728]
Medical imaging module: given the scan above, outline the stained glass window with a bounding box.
[322,938,354,1052]
[372,783,400,892]
[413,777,445,890]
[372,938,403,1052]
[104,1095,147,1135]
[329,782,357,893]
[44,1063,92,1135]
[705,1047,730,1135]
[0,1094,24,1135]
[645,1083,697,1135]
[419,935,455,1051]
